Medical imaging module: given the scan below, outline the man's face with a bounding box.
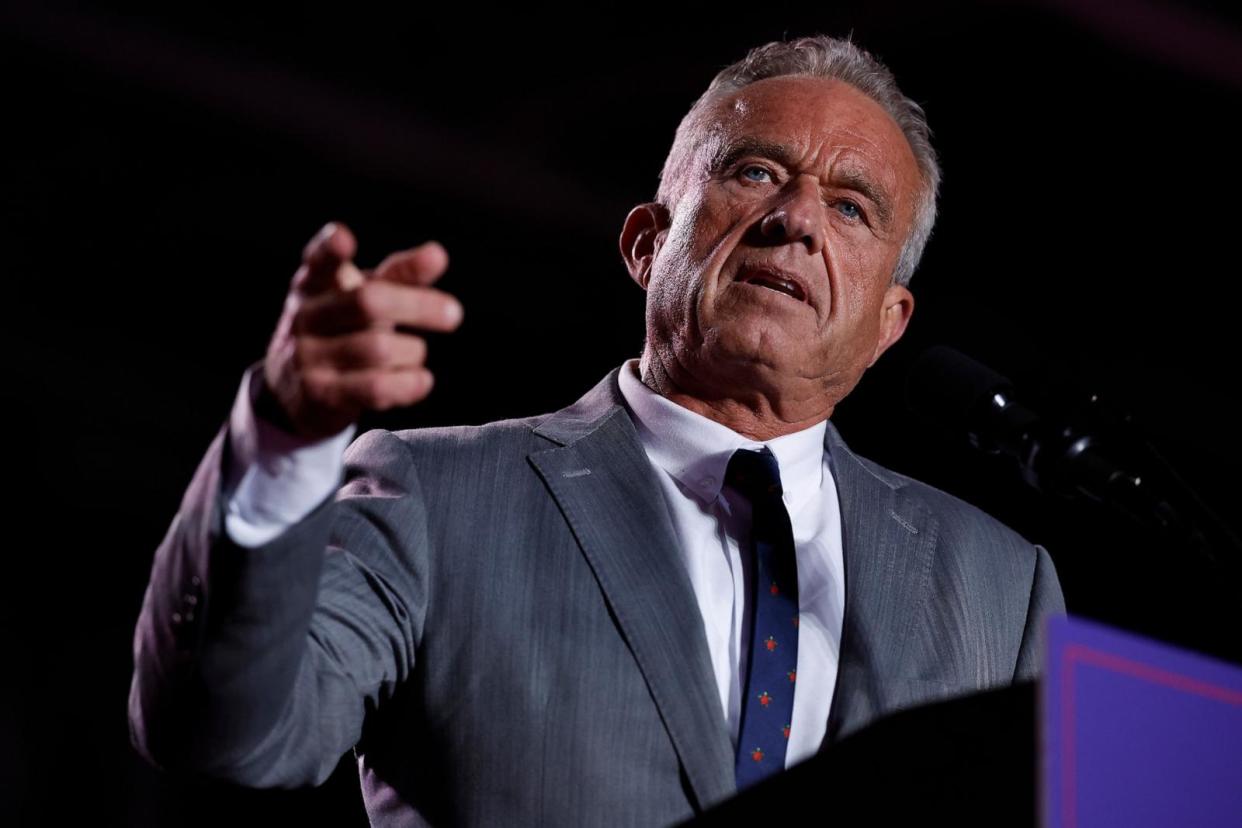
[635,75,923,409]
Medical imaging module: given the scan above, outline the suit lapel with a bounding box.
[525,372,940,788]
[822,422,940,742]
[529,370,736,811]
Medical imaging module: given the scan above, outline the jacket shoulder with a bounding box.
[852,451,1037,557]
[395,412,550,450]
[340,411,562,482]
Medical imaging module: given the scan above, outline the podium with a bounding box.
[690,616,1242,827]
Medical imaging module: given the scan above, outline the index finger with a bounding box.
[374,241,450,287]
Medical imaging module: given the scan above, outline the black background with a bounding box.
[3,1,1241,824]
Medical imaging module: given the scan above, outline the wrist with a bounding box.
[249,364,302,436]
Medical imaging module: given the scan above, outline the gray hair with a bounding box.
[656,35,940,287]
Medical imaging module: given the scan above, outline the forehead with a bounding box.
[701,75,920,199]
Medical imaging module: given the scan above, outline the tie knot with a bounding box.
[725,448,783,501]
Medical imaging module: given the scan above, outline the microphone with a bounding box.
[905,346,1186,535]
[907,346,1242,650]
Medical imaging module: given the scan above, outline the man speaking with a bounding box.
[129,35,1065,825]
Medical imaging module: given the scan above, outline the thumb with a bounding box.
[293,222,358,295]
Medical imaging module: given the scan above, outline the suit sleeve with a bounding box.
[1013,544,1066,682]
[127,422,430,788]
[223,363,357,548]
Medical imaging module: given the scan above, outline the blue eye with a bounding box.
[836,201,862,220]
[741,166,772,183]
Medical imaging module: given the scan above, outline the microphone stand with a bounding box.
[908,346,1242,661]
[981,384,1242,575]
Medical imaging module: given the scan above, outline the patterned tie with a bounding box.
[726,447,799,791]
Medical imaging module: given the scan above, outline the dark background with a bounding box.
[3,1,1240,824]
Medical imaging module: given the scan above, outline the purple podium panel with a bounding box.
[1043,615,1242,828]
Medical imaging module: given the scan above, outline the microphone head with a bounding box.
[905,345,1015,432]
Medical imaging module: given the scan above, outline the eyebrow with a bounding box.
[710,137,798,177]
[710,137,896,229]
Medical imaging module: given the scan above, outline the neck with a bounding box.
[638,349,835,441]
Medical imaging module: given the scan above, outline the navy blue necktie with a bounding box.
[726,448,799,790]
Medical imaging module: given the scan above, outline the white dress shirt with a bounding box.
[223,359,845,768]
[222,366,356,548]
[615,359,845,767]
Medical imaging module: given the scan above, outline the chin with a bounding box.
[710,322,800,361]
[694,332,809,391]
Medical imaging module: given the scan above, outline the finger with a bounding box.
[304,366,435,412]
[297,329,427,372]
[335,260,367,291]
[294,222,358,295]
[295,281,464,336]
[374,241,450,287]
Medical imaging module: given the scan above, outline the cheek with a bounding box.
[646,240,702,343]
[821,234,891,347]
[823,232,870,303]
[647,196,723,324]
[653,200,703,282]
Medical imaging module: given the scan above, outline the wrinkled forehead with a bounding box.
[709,76,908,152]
[693,75,921,202]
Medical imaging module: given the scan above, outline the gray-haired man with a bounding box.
[130,36,1064,825]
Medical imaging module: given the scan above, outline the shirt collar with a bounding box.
[616,358,827,509]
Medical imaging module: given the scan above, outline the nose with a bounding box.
[758,176,825,255]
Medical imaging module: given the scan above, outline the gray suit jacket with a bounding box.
[129,366,1065,826]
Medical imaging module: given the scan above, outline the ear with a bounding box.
[619,202,670,290]
[867,284,915,367]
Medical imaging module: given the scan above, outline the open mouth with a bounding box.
[736,268,808,303]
